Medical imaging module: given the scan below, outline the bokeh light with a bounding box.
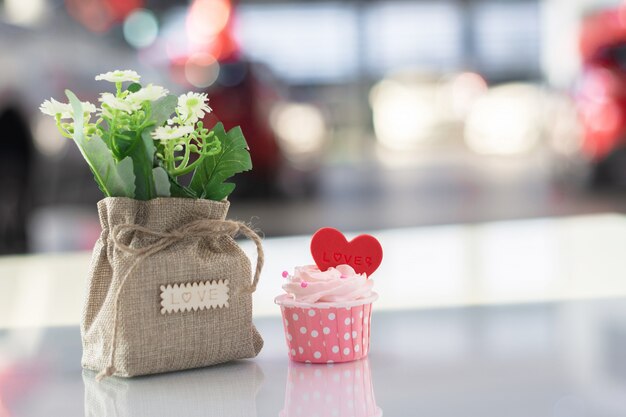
[65,0,143,33]
[4,0,46,25]
[34,116,67,157]
[270,103,327,157]
[370,79,438,150]
[464,83,543,156]
[449,72,488,119]
[184,53,220,88]
[546,94,583,157]
[218,62,248,87]
[123,9,159,49]
[186,0,231,46]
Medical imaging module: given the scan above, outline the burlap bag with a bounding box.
[81,197,264,379]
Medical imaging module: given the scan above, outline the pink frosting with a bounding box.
[282,264,374,303]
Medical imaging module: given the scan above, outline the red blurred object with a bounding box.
[172,0,286,190]
[577,6,626,161]
[65,0,143,33]
[186,0,240,61]
[202,61,282,181]
[166,0,320,196]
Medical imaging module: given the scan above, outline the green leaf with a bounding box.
[127,83,141,93]
[66,90,135,198]
[124,130,157,200]
[151,95,177,126]
[152,167,171,197]
[189,123,252,201]
[204,182,235,200]
[120,96,176,200]
[109,130,157,200]
[168,175,198,198]
[110,130,136,160]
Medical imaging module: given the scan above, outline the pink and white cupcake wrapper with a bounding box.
[276,295,376,363]
[280,359,382,417]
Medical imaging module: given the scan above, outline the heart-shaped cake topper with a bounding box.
[310,227,383,277]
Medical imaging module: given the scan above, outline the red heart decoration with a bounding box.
[310,227,383,277]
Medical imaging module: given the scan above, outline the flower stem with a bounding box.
[55,115,73,139]
[171,153,205,177]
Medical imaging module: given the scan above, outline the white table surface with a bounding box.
[2,214,626,416]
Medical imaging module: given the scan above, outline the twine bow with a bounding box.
[95,219,264,381]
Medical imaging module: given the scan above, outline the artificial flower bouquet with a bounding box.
[40,69,249,201]
[41,70,265,379]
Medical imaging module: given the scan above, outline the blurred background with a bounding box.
[3,0,626,254]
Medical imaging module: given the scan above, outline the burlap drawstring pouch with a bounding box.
[81,197,264,379]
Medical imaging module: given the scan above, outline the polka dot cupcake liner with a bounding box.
[279,359,382,417]
[275,294,377,364]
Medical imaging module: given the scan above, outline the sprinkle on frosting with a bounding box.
[282,264,373,303]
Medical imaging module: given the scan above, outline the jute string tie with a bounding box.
[95,219,264,381]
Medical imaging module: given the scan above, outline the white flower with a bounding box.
[99,93,141,114]
[177,92,212,124]
[126,84,169,104]
[40,98,71,118]
[40,98,96,119]
[95,70,141,83]
[151,125,194,141]
[81,101,97,114]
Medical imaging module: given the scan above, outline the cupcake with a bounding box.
[275,227,382,364]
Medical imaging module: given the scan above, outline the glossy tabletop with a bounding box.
[3,214,626,416]
[4,299,626,417]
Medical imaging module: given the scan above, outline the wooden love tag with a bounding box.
[160,280,229,314]
[310,227,382,277]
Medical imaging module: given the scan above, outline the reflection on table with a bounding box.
[83,361,263,417]
[281,359,381,417]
